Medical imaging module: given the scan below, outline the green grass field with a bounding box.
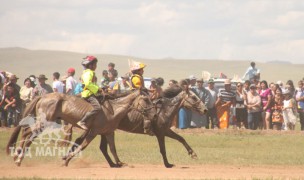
[1,127,304,167]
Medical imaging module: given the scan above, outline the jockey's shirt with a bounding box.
[131,74,144,89]
[81,69,99,98]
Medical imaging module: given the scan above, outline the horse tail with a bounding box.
[6,125,22,155]
[23,96,41,118]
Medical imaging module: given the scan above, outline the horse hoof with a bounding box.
[165,164,174,168]
[61,162,68,167]
[190,152,198,160]
[15,160,21,167]
[117,162,128,167]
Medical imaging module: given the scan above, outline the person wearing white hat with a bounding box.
[129,60,152,134]
[129,60,146,89]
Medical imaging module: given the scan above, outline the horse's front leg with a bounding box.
[62,130,89,161]
[165,129,197,159]
[155,132,174,168]
[105,132,126,167]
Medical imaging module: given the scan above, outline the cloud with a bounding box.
[0,1,304,63]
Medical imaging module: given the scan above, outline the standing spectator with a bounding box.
[4,83,20,127]
[285,80,296,96]
[118,74,132,94]
[108,71,119,94]
[52,72,64,93]
[271,87,284,130]
[32,74,53,99]
[270,83,279,97]
[169,79,178,87]
[282,90,297,130]
[29,75,37,87]
[235,82,247,129]
[259,80,272,130]
[74,77,83,96]
[215,79,236,129]
[295,80,304,130]
[206,79,219,129]
[8,75,21,93]
[178,79,191,129]
[19,78,33,113]
[188,75,197,89]
[108,62,118,79]
[100,70,110,89]
[245,84,262,130]
[149,78,163,100]
[192,78,210,128]
[66,68,77,95]
[277,81,285,93]
[242,61,260,83]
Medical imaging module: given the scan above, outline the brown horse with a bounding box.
[6,90,156,166]
[66,85,208,168]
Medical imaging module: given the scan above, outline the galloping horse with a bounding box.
[6,90,156,166]
[64,85,208,168]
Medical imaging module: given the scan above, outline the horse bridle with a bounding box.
[179,92,202,110]
[130,96,155,118]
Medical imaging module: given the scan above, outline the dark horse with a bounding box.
[6,90,156,166]
[64,85,208,168]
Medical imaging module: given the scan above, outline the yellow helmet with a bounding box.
[129,60,146,71]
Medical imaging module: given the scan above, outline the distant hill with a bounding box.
[267,60,292,64]
[0,47,303,86]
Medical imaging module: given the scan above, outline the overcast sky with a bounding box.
[1,0,304,63]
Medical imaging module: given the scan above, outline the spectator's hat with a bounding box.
[108,62,115,68]
[121,74,130,80]
[189,75,196,80]
[67,67,75,73]
[276,80,283,85]
[38,74,48,80]
[9,74,19,81]
[282,89,291,95]
[151,78,157,82]
[196,78,204,82]
[224,79,231,85]
[249,84,256,89]
[208,79,215,84]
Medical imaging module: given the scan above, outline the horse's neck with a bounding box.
[163,92,185,119]
[111,91,139,104]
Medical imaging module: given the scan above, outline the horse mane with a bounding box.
[163,85,183,98]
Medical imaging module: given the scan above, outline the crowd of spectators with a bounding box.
[177,62,304,131]
[0,61,303,132]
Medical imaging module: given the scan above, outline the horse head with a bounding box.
[180,90,208,115]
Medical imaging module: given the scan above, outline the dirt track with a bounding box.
[1,161,304,179]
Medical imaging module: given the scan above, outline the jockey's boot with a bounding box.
[143,119,153,135]
[76,111,95,130]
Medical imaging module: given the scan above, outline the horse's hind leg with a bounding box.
[63,130,97,167]
[165,129,197,159]
[155,132,174,168]
[13,127,33,163]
